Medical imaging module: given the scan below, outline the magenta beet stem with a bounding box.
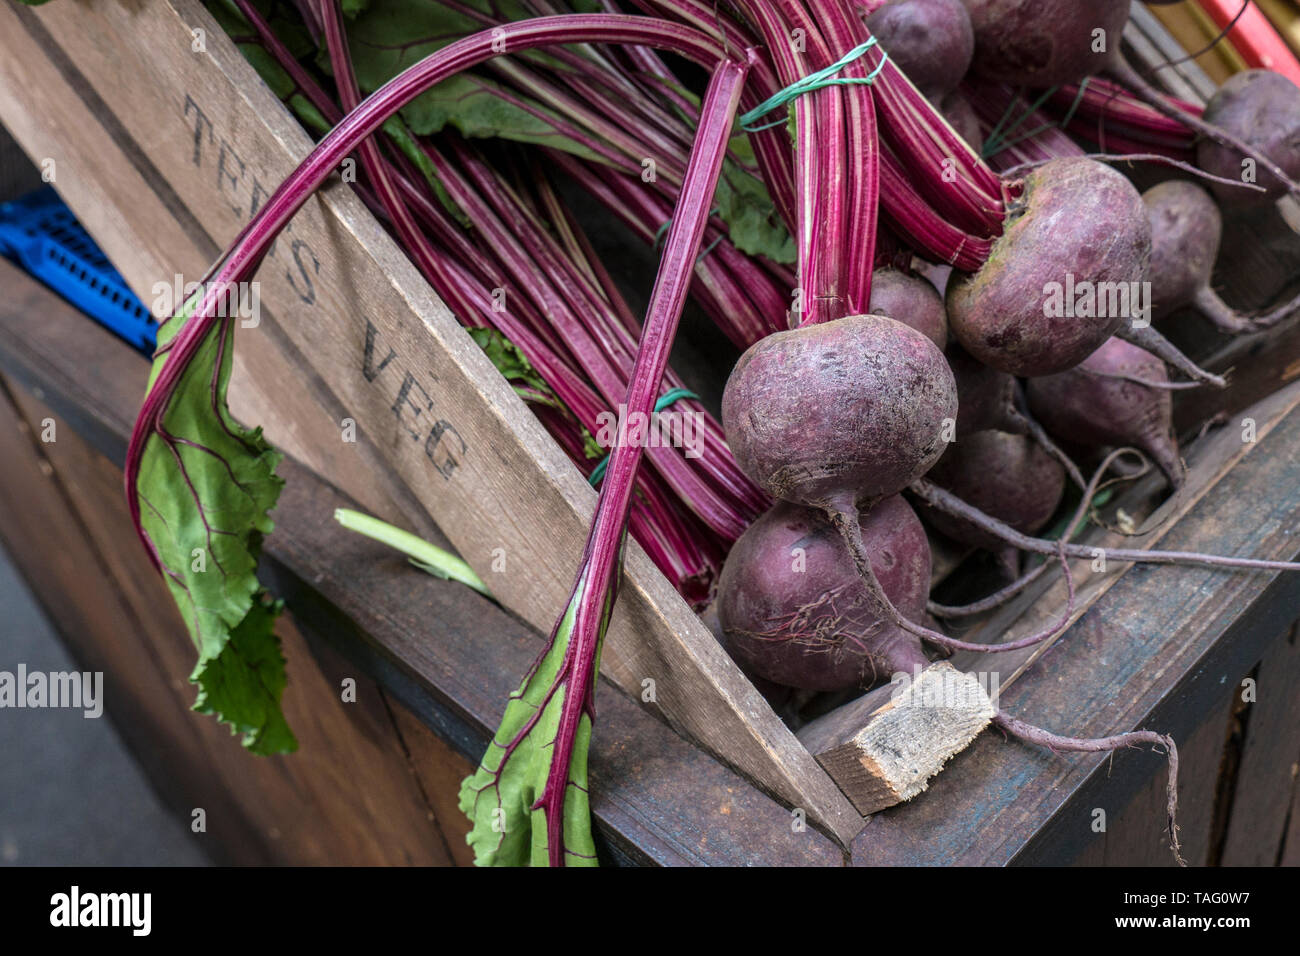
[531,57,750,865]
[125,13,731,559]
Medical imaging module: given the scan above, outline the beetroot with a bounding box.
[964,1,1300,205]
[866,0,975,100]
[947,158,1151,376]
[1198,70,1300,207]
[718,497,931,691]
[721,314,957,512]
[962,0,1128,88]
[1145,180,1300,335]
[1143,180,1252,333]
[868,268,950,350]
[1145,181,1221,318]
[720,313,1076,657]
[918,429,1065,551]
[947,345,1023,436]
[1027,337,1185,489]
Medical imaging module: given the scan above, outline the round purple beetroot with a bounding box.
[722,314,958,511]
[718,496,932,691]
[939,90,984,152]
[917,429,1065,550]
[963,0,1129,88]
[869,267,950,350]
[1198,70,1300,207]
[948,345,1023,437]
[1027,336,1185,488]
[866,0,975,99]
[1144,180,1222,319]
[947,158,1151,376]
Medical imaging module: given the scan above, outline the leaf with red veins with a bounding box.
[458,564,606,867]
[131,299,295,755]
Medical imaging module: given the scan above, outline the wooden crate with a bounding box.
[3,261,1299,865]
[2,0,1299,854]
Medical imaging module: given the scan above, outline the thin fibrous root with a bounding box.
[1115,322,1226,388]
[993,710,1184,866]
[927,447,1133,618]
[910,477,1300,573]
[1000,152,1268,194]
[829,502,1075,654]
[928,559,1049,619]
[1081,368,1206,390]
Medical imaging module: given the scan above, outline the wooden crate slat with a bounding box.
[0,0,863,843]
[1219,622,1300,865]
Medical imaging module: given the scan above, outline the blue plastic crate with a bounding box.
[0,187,156,352]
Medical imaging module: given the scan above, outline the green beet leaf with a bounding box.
[467,326,556,405]
[135,303,295,754]
[341,0,603,162]
[459,584,600,866]
[192,594,296,755]
[715,161,796,264]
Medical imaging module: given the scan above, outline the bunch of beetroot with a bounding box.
[713,0,1300,701]
[704,0,1300,863]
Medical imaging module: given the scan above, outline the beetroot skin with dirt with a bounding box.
[718,495,931,691]
[947,158,1152,376]
[721,313,957,512]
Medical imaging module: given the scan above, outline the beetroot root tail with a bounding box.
[910,477,1300,573]
[828,503,1076,653]
[1114,322,1227,388]
[993,709,1184,866]
[928,448,1128,618]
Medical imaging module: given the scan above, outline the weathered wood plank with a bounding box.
[1220,623,1300,865]
[262,452,845,865]
[0,375,460,865]
[385,703,478,868]
[0,0,861,842]
[1281,782,1300,866]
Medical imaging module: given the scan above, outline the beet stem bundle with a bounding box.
[461,54,750,866]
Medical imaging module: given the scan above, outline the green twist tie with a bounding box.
[738,38,889,133]
[587,387,700,487]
